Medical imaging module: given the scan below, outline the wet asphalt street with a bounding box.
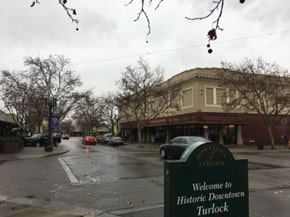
[1,137,290,217]
[0,137,164,216]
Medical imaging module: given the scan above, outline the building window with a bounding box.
[206,87,214,105]
[216,88,226,105]
[167,93,180,111]
[205,87,227,106]
[181,88,193,108]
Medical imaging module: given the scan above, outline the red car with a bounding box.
[82,136,97,145]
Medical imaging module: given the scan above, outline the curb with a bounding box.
[0,148,70,161]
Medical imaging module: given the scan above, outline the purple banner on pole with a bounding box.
[42,116,59,131]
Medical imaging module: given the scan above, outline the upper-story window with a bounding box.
[181,88,193,108]
[205,87,227,106]
[216,88,227,105]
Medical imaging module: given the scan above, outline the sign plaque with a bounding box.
[164,142,248,217]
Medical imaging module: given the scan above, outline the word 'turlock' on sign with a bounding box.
[164,141,248,217]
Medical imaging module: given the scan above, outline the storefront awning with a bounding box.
[120,112,251,128]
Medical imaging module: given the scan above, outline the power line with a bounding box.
[214,30,290,45]
[72,29,290,66]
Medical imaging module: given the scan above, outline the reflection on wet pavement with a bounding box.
[82,145,98,154]
[61,140,162,185]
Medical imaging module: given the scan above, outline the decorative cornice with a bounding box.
[166,67,225,85]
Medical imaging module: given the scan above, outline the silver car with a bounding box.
[108,136,124,146]
[159,136,212,159]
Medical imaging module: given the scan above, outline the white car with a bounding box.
[62,133,70,139]
[102,133,112,144]
[108,137,124,146]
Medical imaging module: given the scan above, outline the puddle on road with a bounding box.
[82,146,98,154]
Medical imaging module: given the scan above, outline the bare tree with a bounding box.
[59,119,73,133]
[116,58,180,144]
[101,94,119,136]
[219,57,290,149]
[0,55,89,133]
[73,96,105,136]
[23,55,90,122]
[0,70,46,133]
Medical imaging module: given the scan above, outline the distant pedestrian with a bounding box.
[282,134,288,148]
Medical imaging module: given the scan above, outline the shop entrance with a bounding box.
[208,125,237,145]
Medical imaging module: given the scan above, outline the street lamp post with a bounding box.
[113,115,119,137]
[45,97,57,152]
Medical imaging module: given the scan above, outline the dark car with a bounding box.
[82,136,97,145]
[24,133,48,147]
[108,136,124,146]
[159,136,212,159]
[24,133,60,147]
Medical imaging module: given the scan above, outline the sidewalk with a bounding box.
[122,142,290,168]
[0,145,69,161]
[122,142,290,154]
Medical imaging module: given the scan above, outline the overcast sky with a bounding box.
[1,0,290,102]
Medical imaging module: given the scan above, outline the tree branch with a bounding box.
[125,0,165,38]
[185,0,224,31]
[31,0,79,30]
[57,0,79,26]
[29,0,245,47]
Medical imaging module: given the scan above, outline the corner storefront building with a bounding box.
[119,68,290,146]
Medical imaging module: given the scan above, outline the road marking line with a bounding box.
[58,157,79,184]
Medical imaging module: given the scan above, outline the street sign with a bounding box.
[164,142,248,217]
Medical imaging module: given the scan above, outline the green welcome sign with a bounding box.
[164,142,248,217]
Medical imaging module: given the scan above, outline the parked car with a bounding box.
[108,136,124,146]
[53,132,62,143]
[82,136,97,145]
[62,133,70,140]
[24,133,47,147]
[159,136,212,159]
[24,133,60,147]
[99,133,112,144]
